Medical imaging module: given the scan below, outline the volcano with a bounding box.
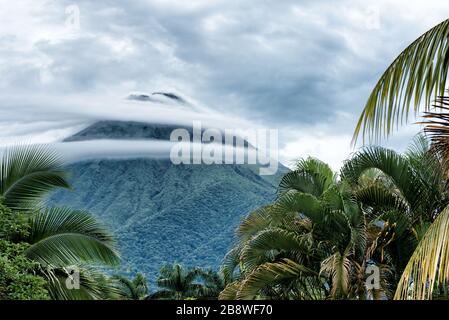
[48,120,287,279]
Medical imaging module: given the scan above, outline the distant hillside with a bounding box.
[49,121,287,280]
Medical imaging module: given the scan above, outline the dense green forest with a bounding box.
[49,120,286,279]
[3,18,449,300]
[48,157,284,280]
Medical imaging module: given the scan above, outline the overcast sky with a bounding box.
[1,0,449,169]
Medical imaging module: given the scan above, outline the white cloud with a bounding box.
[280,133,352,171]
[0,0,446,166]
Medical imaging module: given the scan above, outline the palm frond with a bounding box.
[25,207,120,267]
[0,144,70,211]
[320,250,352,299]
[354,181,409,215]
[236,259,317,299]
[111,274,148,300]
[111,275,139,299]
[154,264,204,299]
[240,228,312,272]
[132,273,149,298]
[405,133,445,192]
[420,96,449,176]
[394,204,449,300]
[353,19,449,143]
[43,266,118,300]
[366,216,406,269]
[279,157,335,197]
[221,245,242,284]
[274,191,323,224]
[405,133,431,158]
[195,269,225,299]
[237,205,273,241]
[218,281,241,300]
[341,146,428,213]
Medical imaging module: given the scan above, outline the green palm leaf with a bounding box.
[44,266,118,300]
[279,158,335,197]
[221,246,242,284]
[112,275,139,299]
[236,259,317,299]
[154,264,204,299]
[25,207,120,267]
[274,191,323,223]
[353,19,449,143]
[112,273,148,300]
[195,269,226,299]
[218,281,241,300]
[241,228,312,272]
[0,144,70,211]
[394,204,449,300]
[354,182,409,215]
[237,205,273,241]
[341,146,426,212]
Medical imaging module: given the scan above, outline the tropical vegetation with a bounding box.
[219,136,449,299]
[219,18,449,300]
[3,17,449,301]
[0,145,120,299]
[353,17,449,299]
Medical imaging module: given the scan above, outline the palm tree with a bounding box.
[26,207,120,300]
[0,145,120,299]
[150,264,205,300]
[220,139,447,300]
[352,19,449,299]
[220,158,370,299]
[342,136,448,298]
[111,273,149,300]
[195,269,226,299]
[343,135,447,231]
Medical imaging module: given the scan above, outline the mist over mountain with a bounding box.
[62,120,254,149]
[49,120,287,279]
[64,121,192,142]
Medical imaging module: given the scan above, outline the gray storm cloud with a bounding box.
[0,0,447,168]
